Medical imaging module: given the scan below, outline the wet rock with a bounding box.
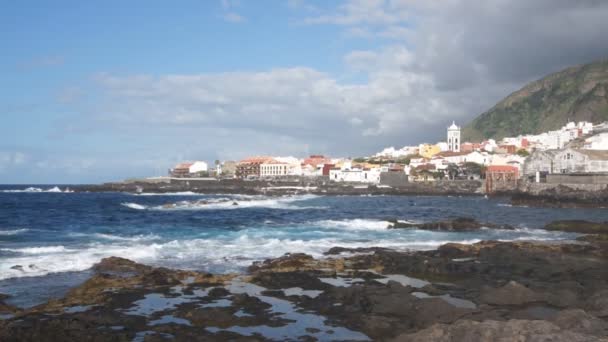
[479,281,542,306]
[324,247,392,255]
[389,319,604,342]
[251,271,331,291]
[249,253,316,273]
[387,217,514,231]
[544,220,608,234]
[552,309,608,337]
[586,289,608,318]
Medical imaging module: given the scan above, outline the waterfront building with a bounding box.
[554,149,608,174]
[170,161,208,178]
[235,156,275,179]
[260,161,290,177]
[522,150,560,177]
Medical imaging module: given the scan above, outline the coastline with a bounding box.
[70,177,608,208]
[72,177,486,197]
[1,220,606,341]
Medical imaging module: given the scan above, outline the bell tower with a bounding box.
[447,121,461,152]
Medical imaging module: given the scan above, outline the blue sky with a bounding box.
[2,0,608,183]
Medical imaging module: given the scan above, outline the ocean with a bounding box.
[1,184,606,308]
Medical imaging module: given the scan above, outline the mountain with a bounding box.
[463,59,608,141]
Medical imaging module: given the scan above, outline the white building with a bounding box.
[491,154,527,174]
[554,148,608,173]
[584,133,608,150]
[463,151,492,166]
[274,156,303,175]
[329,167,381,183]
[260,161,290,177]
[447,121,461,152]
[436,142,450,152]
[189,161,208,173]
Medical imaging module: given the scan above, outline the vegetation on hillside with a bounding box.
[463,59,608,141]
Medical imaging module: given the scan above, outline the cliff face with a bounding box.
[463,59,608,141]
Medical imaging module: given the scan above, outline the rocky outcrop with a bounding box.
[512,184,608,208]
[390,319,607,342]
[387,217,514,231]
[2,240,608,341]
[544,220,608,234]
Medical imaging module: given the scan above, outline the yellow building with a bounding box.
[419,144,441,158]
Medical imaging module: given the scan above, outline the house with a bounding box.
[584,132,608,150]
[485,165,519,193]
[419,144,441,158]
[491,154,526,175]
[170,161,208,178]
[260,161,290,178]
[217,161,237,177]
[496,145,517,154]
[461,142,482,153]
[301,155,331,177]
[410,164,440,182]
[554,148,608,174]
[522,150,560,177]
[236,156,275,179]
[171,162,193,178]
[329,167,381,183]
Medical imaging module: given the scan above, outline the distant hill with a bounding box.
[463,59,608,141]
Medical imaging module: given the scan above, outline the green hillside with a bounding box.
[463,59,608,141]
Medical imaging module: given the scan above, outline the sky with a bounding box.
[2,0,608,184]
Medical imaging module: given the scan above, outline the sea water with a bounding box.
[1,185,606,307]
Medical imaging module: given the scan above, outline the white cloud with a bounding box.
[45,0,608,182]
[220,0,245,23]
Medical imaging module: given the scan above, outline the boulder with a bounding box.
[479,281,542,306]
[389,319,605,342]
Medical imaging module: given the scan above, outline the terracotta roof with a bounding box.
[302,155,331,167]
[239,156,276,164]
[487,165,518,172]
[174,162,194,169]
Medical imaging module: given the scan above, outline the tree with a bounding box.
[446,163,459,180]
[516,149,530,157]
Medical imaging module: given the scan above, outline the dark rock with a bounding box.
[552,309,608,337]
[387,217,514,231]
[324,247,392,255]
[545,220,608,234]
[586,289,608,318]
[389,319,602,342]
[479,281,542,306]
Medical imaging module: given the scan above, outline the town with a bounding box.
[164,120,608,194]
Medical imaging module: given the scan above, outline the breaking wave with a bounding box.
[0,223,572,281]
[1,186,73,193]
[122,194,322,211]
[313,219,390,231]
[0,228,29,236]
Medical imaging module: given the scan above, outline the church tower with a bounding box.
[447,121,461,152]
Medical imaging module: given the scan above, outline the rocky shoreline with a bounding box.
[72,178,485,197]
[1,220,607,341]
[71,178,608,208]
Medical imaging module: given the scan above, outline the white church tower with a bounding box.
[447,121,461,152]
